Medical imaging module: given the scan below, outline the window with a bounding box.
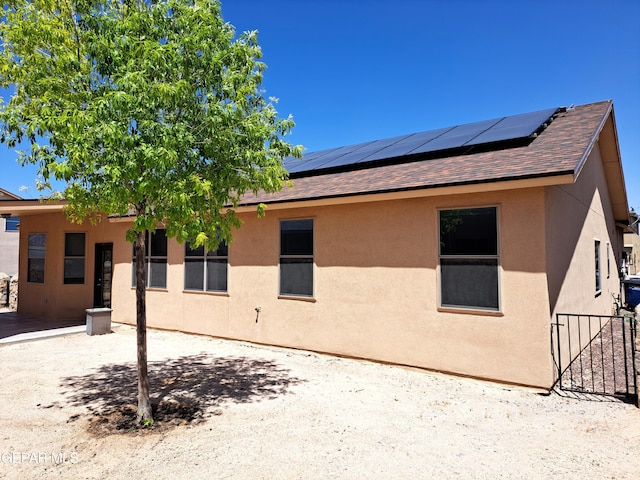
[28,233,46,283]
[132,230,167,289]
[64,233,85,284]
[5,217,19,231]
[606,242,610,278]
[439,207,499,311]
[184,241,228,292]
[280,219,313,297]
[595,240,601,293]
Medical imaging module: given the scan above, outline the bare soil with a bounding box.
[1,324,639,479]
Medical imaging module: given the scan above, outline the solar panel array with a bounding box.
[284,107,559,176]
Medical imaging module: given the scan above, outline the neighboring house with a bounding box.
[0,100,630,390]
[623,210,639,276]
[0,188,21,276]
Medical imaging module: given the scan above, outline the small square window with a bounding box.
[5,217,19,231]
[184,240,228,292]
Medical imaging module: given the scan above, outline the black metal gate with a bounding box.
[552,313,637,401]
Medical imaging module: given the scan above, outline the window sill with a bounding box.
[595,290,602,298]
[131,287,168,292]
[437,306,503,317]
[183,290,229,297]
[278,295,317,303]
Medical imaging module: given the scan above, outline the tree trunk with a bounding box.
[135,230,153,423]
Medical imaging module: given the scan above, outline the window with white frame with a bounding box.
[184,241,228,292]
[64,233,86,284]
[28,233,46,283]
[5,217,19,231]
[280,219,314,297]
[439,207,499,310]
[132,229,167,289]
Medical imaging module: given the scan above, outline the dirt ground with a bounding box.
[1,324,639,479]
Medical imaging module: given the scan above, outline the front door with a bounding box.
[93,243,113,308]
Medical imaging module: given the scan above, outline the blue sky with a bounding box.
[1,0,639,210]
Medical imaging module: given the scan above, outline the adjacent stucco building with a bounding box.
[0,188,21,276]
[624,210,639,276]
[0,100,630,390]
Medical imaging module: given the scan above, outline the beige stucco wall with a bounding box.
[17,213,128,318]
[0,218,19,276]
[545,142,624,376]
[20,183,613,389]
[95,188,551,388]
[545,142,622,318]
[19,165,625,390]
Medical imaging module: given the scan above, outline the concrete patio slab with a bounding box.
[0,310,87,344]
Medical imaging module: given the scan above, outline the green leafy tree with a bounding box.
[0,0,301,423]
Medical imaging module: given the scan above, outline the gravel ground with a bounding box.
[1,324,639,479]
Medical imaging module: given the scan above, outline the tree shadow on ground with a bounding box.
[58,354,304,435]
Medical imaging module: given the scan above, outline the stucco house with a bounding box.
[0,187,21,276]
[623,210,639,276]
[0,100,630,390]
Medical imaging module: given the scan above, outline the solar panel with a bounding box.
[332,134,413,166]
[407,118,500,154]
[441,118,501,136]
[464,124,538,146]
[283,146,343,173]
[283,149,328,167]
[298,140,380,171]
[286,107,560,176]
[360,127,454,162]
[464,108,557,146]
[488,108,557,129]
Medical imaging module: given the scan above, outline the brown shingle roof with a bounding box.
[0,188,22,201]
[242,101,612,206]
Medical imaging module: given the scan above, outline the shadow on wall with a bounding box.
[58,354,304,422]
[546,183,619,315]
[545,186,592,315]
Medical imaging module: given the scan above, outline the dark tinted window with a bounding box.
[280,219,314,297]
[64,233,85,284]
[439,207,499,311]
[28,233,46,283]
[281,219,313,256]
[65,233,85,257]
[184,240,228,292]
[440,258,499,310]
[440,208,497,256]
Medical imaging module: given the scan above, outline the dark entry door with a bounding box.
[93,243,113,308]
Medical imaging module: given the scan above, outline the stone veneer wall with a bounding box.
[0,272,18,310]
[0,272,8,306]
[9,274,18,310]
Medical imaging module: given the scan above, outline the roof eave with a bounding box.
[580,103,630,224]
[0,199,67,217]
[235,172,575,211]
